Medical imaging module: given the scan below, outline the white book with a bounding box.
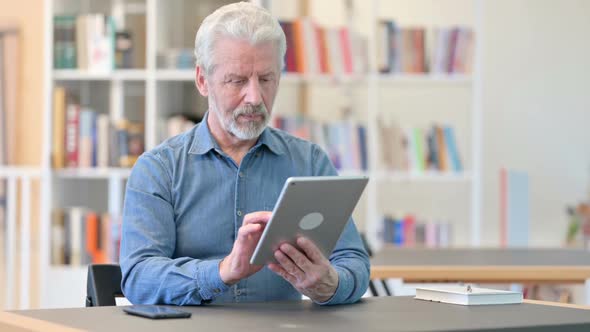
[300,18,319,74]
[325,28,344,75]
[415,285,523,306]
[97,114,110,167]
[69,207,85,266]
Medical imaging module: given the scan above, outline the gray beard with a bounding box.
[216,104,270,140]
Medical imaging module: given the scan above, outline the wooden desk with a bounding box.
[370,248,590,303]
[3,297,590,332]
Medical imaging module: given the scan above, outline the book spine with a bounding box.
[65,104,80,168]
[52,87,66,169]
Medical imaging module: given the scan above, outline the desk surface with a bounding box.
[370,248,590,282]
[4,297,590,332]
[371,248,590,266]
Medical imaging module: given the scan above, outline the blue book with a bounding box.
[507,170,529,247]
[393,219,405,246]
[443,126,463,171]
[90,112,97,167]
[357,125,368,171]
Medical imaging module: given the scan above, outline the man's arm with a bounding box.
[269,145,370,305]
[120,153,230,305]
[311,144,370,304]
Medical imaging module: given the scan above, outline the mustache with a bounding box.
[233,104,268,118]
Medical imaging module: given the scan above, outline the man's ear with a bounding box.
[195,65,209,97]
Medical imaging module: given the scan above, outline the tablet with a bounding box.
[249,176,368,265]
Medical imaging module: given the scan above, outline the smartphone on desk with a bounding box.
[123,305,192,319]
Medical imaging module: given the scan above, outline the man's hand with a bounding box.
[219,211,271,285]
[268,237,339,303]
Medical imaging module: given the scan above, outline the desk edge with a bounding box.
[0,311,84,332]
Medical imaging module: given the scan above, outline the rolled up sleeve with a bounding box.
[120,153,229,305]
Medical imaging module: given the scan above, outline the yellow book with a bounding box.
[52,86,66,169]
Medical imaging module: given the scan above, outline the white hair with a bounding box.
[194,2,286,75]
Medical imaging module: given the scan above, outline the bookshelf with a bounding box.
[270,0,482,248]
[37,0,483,308]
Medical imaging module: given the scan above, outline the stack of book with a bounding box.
[51,208,121,266]
[381,213,452,247]
[52,86,145,169]
[53,13,146,70]
[379,122,463,173]
[279,18,368,75]
[376,21,474,74]
[272,115,368,172]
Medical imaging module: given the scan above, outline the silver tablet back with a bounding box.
[250,176,368,265]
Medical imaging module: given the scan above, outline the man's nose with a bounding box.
[244,79,263,106]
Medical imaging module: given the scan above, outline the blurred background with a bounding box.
[0,0,589,309]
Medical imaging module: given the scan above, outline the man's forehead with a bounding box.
[214,53,279,74]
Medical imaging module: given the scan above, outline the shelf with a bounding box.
[53,168,132,179]
[52,72,471,83]
[376,73,472,84]
[154,71,366,84]
[335,170,472,182]
[281,73,366,84]
[155,69,195,81]
[0,166,42,178]
[374,171,473,182]
[53,69,148,81]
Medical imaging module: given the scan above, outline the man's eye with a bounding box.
[231,79,246,85]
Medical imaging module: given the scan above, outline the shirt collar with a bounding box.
[256,126,285,155]
[189,111,284,156]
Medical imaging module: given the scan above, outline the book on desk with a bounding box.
[415,285,523,305]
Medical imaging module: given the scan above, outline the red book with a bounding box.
[403,214,416,247]
[280,21,297,72]
[447,28,460,73]
[413,29,425,73]
[314,25,329,74]
[339,27,353,74]
[292,19,306,73]
[65,103,80,167]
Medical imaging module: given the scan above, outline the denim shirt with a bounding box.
[120,113,370,305]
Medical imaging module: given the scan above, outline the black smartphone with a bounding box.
[123,305,192,319]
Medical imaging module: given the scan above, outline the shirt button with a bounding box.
[238,172,244,178]
[214,288,221,294]
[237,210,242,217]
[236,289,242,295]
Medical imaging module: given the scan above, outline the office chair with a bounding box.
[85,264,124,307]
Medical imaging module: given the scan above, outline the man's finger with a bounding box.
[268,263,297,285]
[279,243,313,273]
[274,250,305,281]
[296,237,326,263]
[237,223,263,240]
[242,211,272,226]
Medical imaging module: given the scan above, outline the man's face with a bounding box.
[201,37,280,140]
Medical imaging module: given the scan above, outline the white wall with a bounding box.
[481,0,590,246]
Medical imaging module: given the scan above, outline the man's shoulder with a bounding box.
[144,123,198,160]
[265,126,318,150]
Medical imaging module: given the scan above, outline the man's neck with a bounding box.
[207,113,258,166]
